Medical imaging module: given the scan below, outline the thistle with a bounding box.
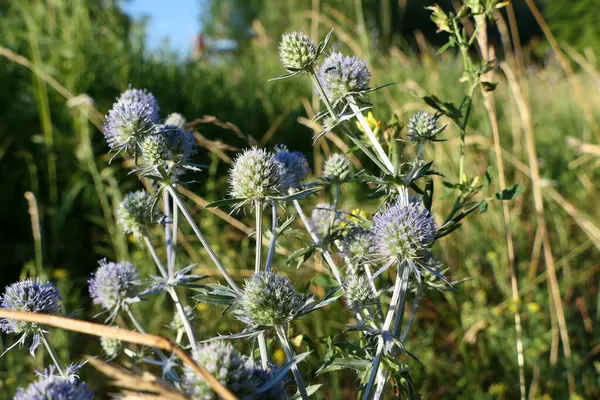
[341,228,373,268]
[323,153,352,182]
[116,190,159,237]
[140,124,197,177]
[183,341,279,400]
[235,272,311,328]
[229,147,287,204]
[278,32,318,72]
[274,145,310,190]
[103,89,159,155]
[407,111,445,142]
[164,112,186,128]
[100,336,122,360]
[88,259,139,317]
[0,279,62,355]
[318,52,371,102]
[371,190,437,276]
[14,366,93,400]
[344,275,376,312]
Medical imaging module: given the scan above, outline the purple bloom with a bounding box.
[14,366,93,400]
[88,260,139,314]
[318,52,371,101]
[274,145,310,190]
[103,88,160,154]
[371,191,436,263]
[0,279,62,355]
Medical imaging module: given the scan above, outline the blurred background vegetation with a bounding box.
[0,0,598,398]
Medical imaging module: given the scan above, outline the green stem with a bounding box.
[265,201,278,273]
[124,304,169,362]
[41,333,65,376]
[348,97,395,175]
[276,325,308,400]
[166,185,241,296]
[292,198,344,285]
[255,200,263,274]
[309,67,337,117]
[400,284,423,342]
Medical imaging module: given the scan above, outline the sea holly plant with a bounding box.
[0,2,523,398]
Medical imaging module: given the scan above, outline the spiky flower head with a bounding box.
[169,305,195,332]
[279,32,318,72]
[0,279,62,355]
[88,259,139,313]
[100,336,122,359]
[140,125,197,173]
[164,112,186,128]
[323,153,352,181]
[371,191,437,263]
[344,275,376,311]
[14,366,93,400]
[236,272,311,327]
[407,111,443,142]
[116,190,159,237]
[229,147,287,201]
[183,341,267,400]
[103,89,159,154]
[310,203,340,238]
[341,228,373,267]
[318,52,371,101]
[274,145,310,190]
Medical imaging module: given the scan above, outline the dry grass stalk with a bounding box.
[501,62,575,393]
[0,309,237,400]
[86,357,189,400]
[475,14,526,400]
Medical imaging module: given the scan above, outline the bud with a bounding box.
[407,111,444,142]
[344,275,377,311]
[117,190,159,237]
[323,153,352,181]
[100,336,122,359]
[229,147,286,201]
[279,32,318,72]
[164,112,186,128]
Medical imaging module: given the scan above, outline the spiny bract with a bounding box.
[116,190,159,237]
[318,52,371,101]
[229,147,287,201]
[279,32,317,72]
[88,259,139,312]
[236,272,311,327]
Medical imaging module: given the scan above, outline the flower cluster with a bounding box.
[229,147,287,202]
[318,52,371,101]
[235,272,311,328]
[14,366,93,400]
[183,341,285,400]
[0,279,62,354]
[88,259,140,315]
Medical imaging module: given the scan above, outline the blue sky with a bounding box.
[122,0,202,54]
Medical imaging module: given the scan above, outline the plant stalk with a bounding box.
[255,200,263,274]
[276,325,308,400]
[41,333,65,377]
[265,200,278,273]
[166,185,241,296]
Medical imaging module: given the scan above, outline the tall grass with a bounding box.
[0,0,598,398]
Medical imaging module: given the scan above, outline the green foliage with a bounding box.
[0,0,598,399]
[543,0,600,58]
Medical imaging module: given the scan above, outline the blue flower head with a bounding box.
[0,279,62,355]
[14,366,93,400]
[318,52,371,101]
[274,145,310,190]
[103,88,160,155]
[371,190,437,266]
[88,259,139,318]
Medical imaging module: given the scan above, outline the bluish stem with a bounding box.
[276,325,308,400]
[265,200,278,273]
[41,333,65,377]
